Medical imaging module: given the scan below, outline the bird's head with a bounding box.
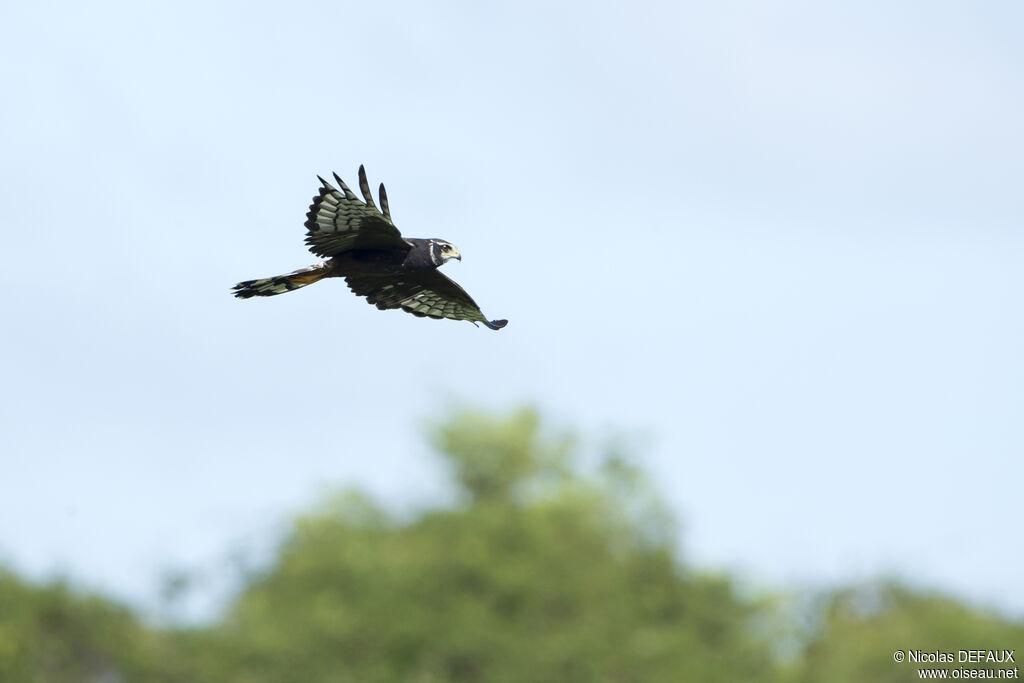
[430,240,461,266]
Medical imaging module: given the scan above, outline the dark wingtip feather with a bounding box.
[484,319,508,330]
[379,183,390,220]
[357,165,377,208]
[317,175,332,188]
[330,171,359,200]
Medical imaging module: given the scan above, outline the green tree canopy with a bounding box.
[205,407,777,682]
[0,570,180,683]
[790,582,1024,683]
[2,408,1021,682]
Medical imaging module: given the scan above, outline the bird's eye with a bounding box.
[441,244,451,251]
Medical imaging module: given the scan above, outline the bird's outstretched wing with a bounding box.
[345,270,508,330]
[304,166,411,257]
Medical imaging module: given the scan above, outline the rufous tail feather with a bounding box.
[232,263,329,298]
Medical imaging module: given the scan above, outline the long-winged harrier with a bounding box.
[233,166,507,330]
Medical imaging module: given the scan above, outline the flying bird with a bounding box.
[233,166,507,330]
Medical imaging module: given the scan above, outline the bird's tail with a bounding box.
[232,263,330,298]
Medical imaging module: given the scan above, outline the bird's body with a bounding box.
[233,167,507,330]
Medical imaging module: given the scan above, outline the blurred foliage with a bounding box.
[0,408,1020,682]
[788,582,1024,683]
[0,571,183,683]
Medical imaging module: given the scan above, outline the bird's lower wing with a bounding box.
[345,271,507,330]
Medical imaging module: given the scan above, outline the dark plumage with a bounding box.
[232,166,507,330]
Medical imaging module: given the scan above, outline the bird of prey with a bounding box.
[233,166,507,330]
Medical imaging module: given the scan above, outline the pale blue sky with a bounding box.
[1,0,1022,617]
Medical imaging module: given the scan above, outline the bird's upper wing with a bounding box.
[345,270,507,330]
[304,166,411,258]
